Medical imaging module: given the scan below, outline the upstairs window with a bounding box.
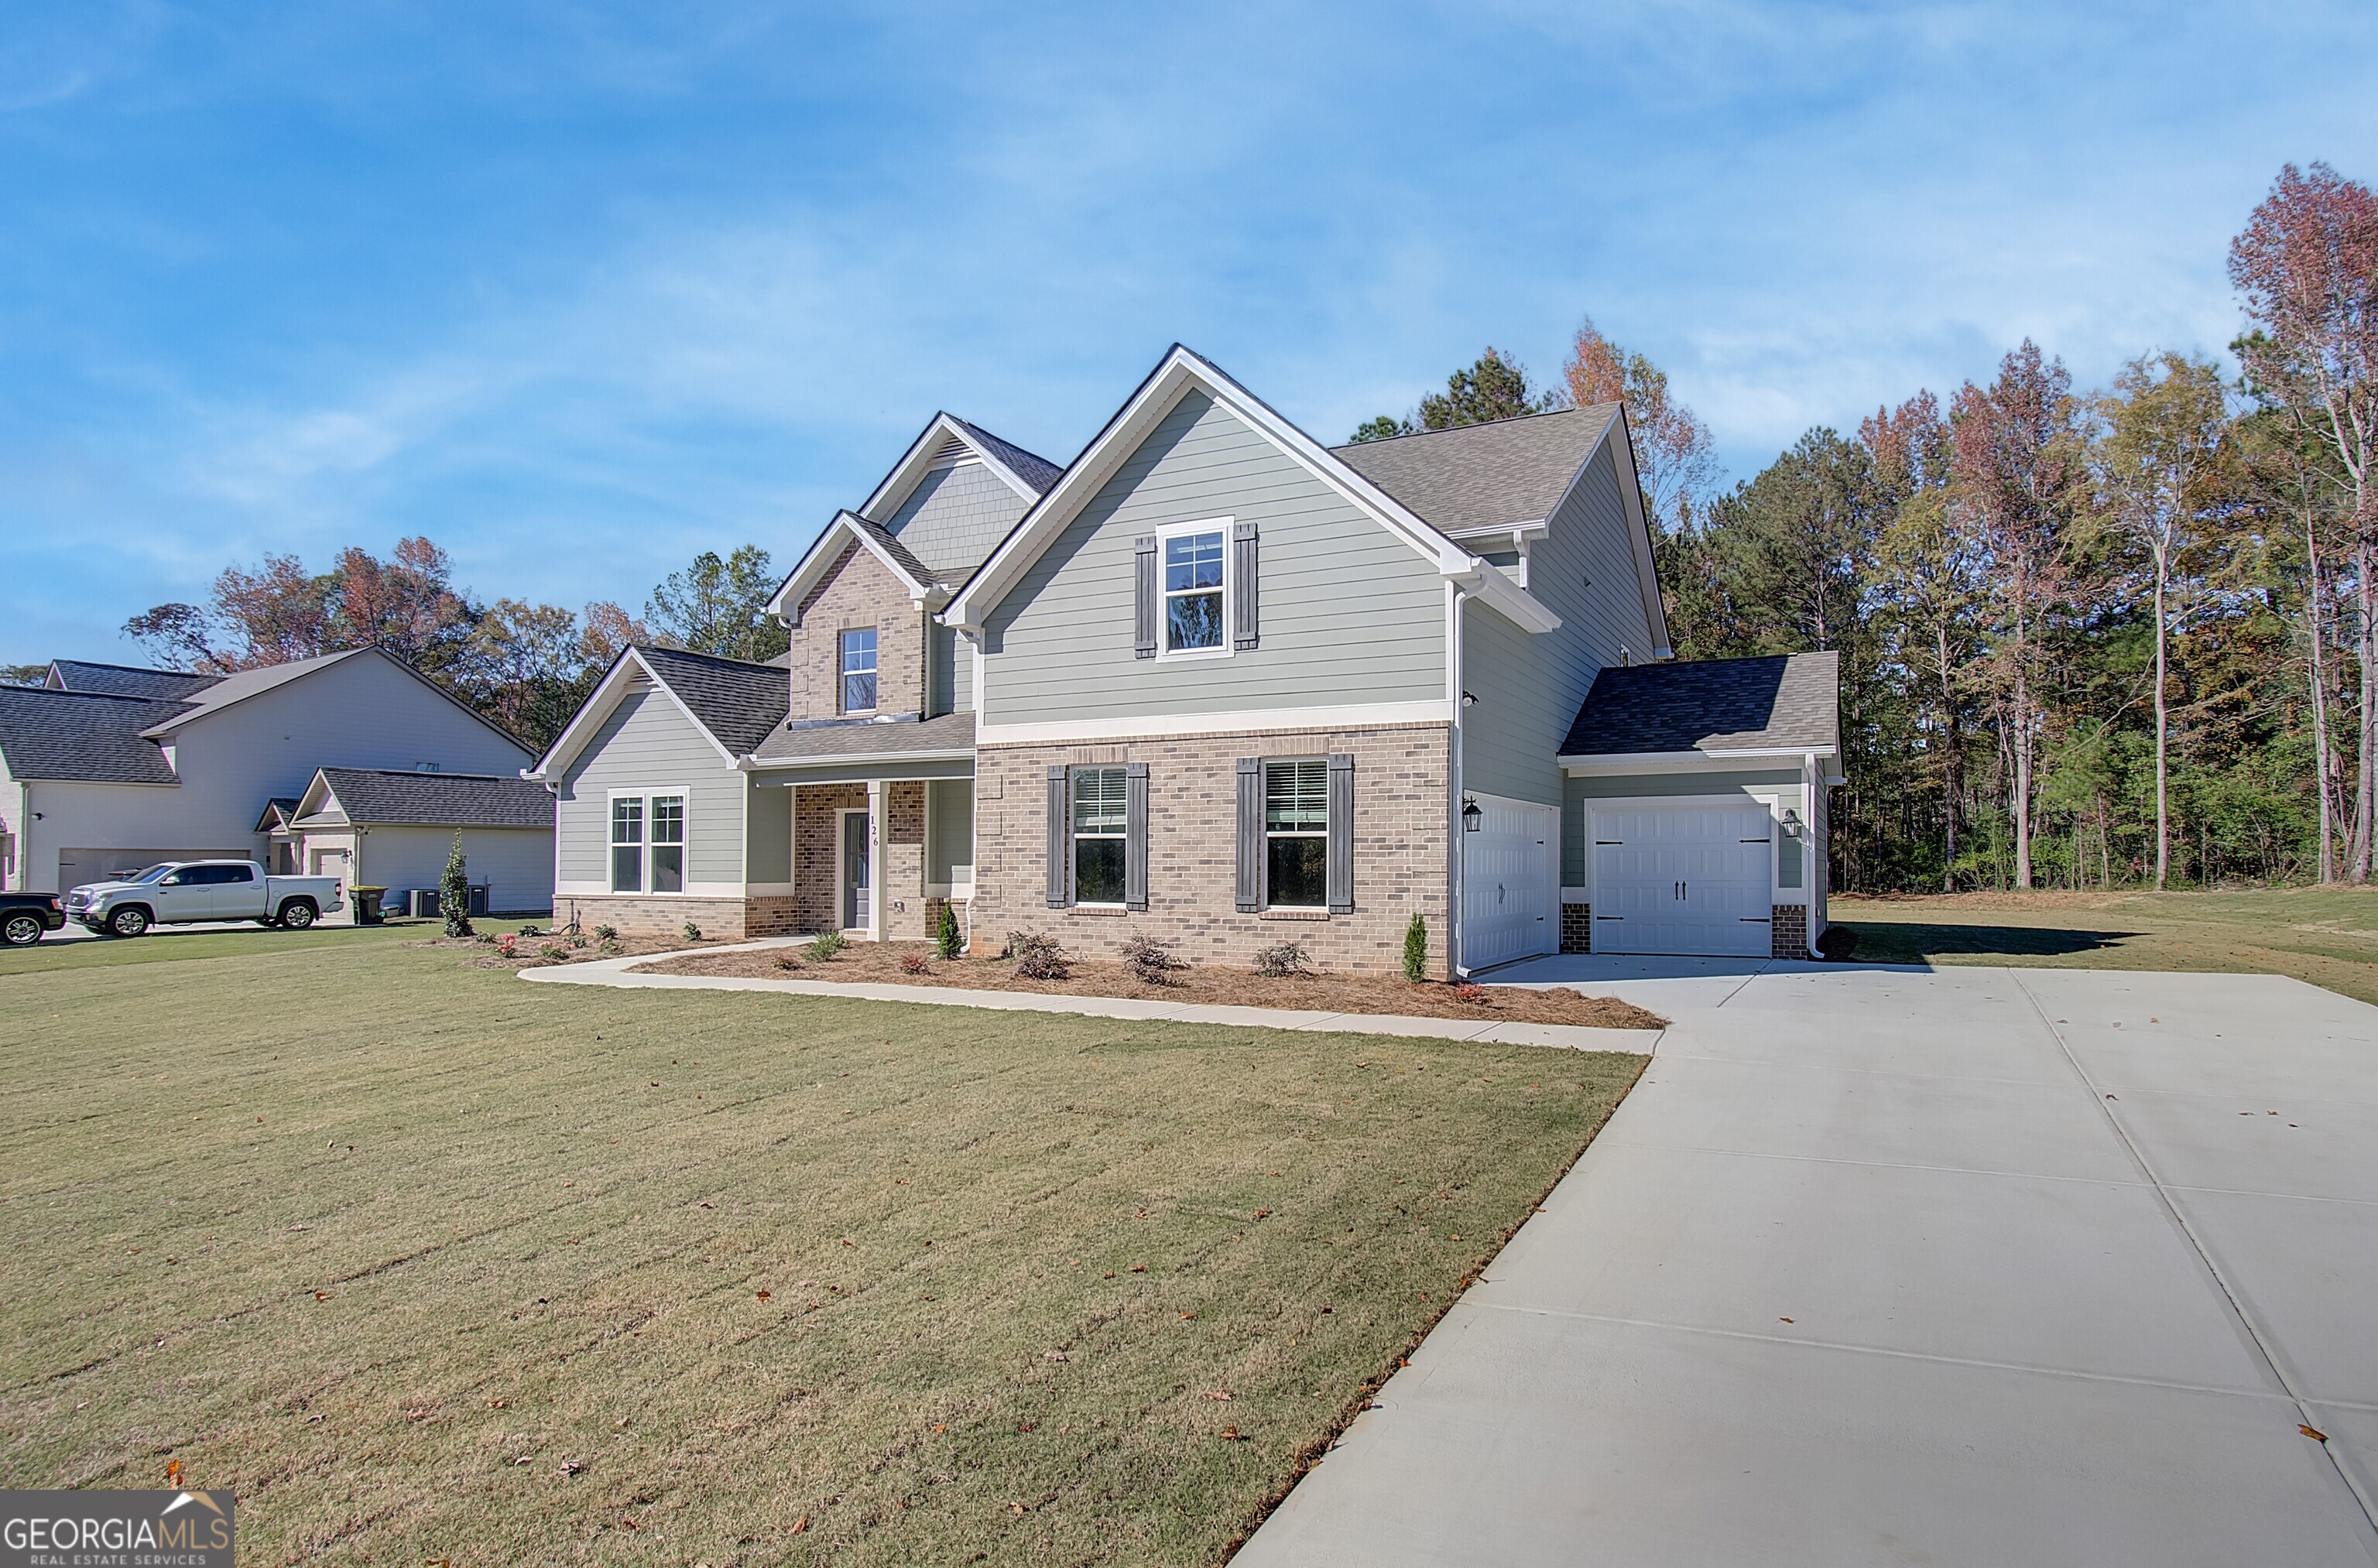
[1264,760,1328,908]
[1163,530,1225,652]
[610,797,644,892]
[840,628,879,713]
[1072,767,1127,905]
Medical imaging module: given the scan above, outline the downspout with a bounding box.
[1805,751,1825,954]
[540,779,567,930]
[1447,582,1468,980]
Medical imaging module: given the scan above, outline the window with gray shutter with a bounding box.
[1045,765,1068,907]
[1124,762,1149,911]
[1232,521,1259,649]
[1326,753,1354,912]
[1132,536,1158,659]
[1234,758,1262,912]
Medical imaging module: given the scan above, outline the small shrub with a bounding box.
[440,832,474,940]
[598,938,622,956]
[568,932,589,950]
[682,920,703,941]
[806,931,847,962]
[1007,930,1070,980]
[1402,913,1428,982]
[773,953,800,972]
[1450,982,1489,1004]
[537,942,566,961]
[934,901,962,961]
[1253,940,1311,978]
[1815,924,1859,962]
[497,933,518,958]
[899,952,932,975]
[519,924,543,938]
[1119,933,1183,986]
[593,923,618,941]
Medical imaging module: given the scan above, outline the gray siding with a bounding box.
[985,391,1446,724]
[882,460,1030,579]
[1461,440,1659,813]
[928,622,977,716]
[1563,769,1803,884]
[556,688,743,886]
[927,778,973,885]
[745,775,791,883]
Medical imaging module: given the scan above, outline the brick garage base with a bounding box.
[1561,901,1590,953]
[1771,902,1809,958]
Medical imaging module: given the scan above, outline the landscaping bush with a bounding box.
[899,952,932,975]
[440,833,474,940]
[598,939,622,957]
[773,953,800,972]
[1253,940,1312,978]
[1006,930,1070,980]
[934,902,962,961]
[1450,982,1489,1004]
[536,943,565,961]
[1403,913,1427,981]
[1119,933,1183,985]
[681,920,703,941]
[496,933,518,959]
[806,932,847,962]
[593,924,618,941]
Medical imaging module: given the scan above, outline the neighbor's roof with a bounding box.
[46,659,223,701]
[949,416,1065,495]
[634,645,789,757]
[0,686,185,783]
[1561,652,1841,757]
[303,768,553,829]
[749,710,976,767]
[136,648,373,738]
[1331,406,1622,535]
[255,796,301,831]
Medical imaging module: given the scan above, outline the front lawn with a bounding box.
[1835,887,2378,1007]
[0,930,1641,1565]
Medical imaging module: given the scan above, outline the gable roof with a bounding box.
[1560,652,1841,759]
[942,344,1559,637]
[297,767,553,829]
[255,796,301,831]
[763,510,944,623]
[749,710,976,768]
[1331,406,1621,534]
[633,645,790,757]
[859,411,1065,524]
[135,648,372,736]
[947,416,1065,495]
[46,659,222,701]
[0,686,185,784]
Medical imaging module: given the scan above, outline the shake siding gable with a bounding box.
[982,391,1446,726]
[555,689,743,889]
[880,460,1030,579]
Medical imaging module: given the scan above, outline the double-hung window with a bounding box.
[840,628,878,713]
[1163,529,1225,653]
[1072,767,1127,905]
[1264,760,1328,908]
[610,793,687,894]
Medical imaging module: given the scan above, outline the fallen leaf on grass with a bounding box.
[313,1291,329,1302]
[1206,1391,1232,1401]
[560,1460,588,1476]
[1043,1350,1068,1361]
[756,1289,771,1303]
[618,1518,639,1531]
[1009,1502,1027,1515]
[790,1515,809,1533]
[1252,1209,1271,1219]
[1129,1264,1146,1273]
[164,1459,183,1488]
[1180,1312,1196,1320]
[1219,1426,1249,1441]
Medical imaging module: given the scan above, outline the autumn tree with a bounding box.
[1562,315,1718,533]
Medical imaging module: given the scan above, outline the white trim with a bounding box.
[1599,410,1675,659]
[766,511,941,623]
[605,785,691,896]
[1447,582,1467,976]
[1561,746,1838,775]
[745,881,797,897]
[527,648,742,779]
[865,781,888,939]
[976,699,1455,748]
[860,412,1047,522]
[1153,515,1234,662]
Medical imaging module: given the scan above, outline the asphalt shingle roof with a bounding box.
[749,710,976,766]
[634,645,790,758]
[307,768,553,829]
[255,797,301,831]
[1331,405,1622,536]
[46,660,223,700]
[849,515,941,590]
[137,648,372,737]
[0,686,186,783]
[951,417,1064,495]
[1560,652,1841,758]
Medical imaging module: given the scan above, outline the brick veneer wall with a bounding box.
[554,895,751,939]
[790,780,930,940]
[786,544,927,721]
[1771,902,1808,959]
[971,722,1453,977]
[1561,901,1590,954]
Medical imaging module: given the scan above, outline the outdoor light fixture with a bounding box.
[1461,796,1482,832]
[1461,690,1479,707]
[1781,807,1804,839]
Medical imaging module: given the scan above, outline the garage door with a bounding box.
[1590,806,1773,957]
[1463,797,1557,971]
[56,847,252,892]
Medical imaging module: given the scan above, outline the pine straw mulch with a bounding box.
[639,940,1667,1030]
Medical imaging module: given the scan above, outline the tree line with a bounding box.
[1358,161,2376,894]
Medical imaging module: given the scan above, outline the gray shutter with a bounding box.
[1124,762,1149,912]
[1235,758,1263,912]
[1133,536,1159,659]
[1046,765,1069,908]
[1326,753,1354,913]
[1232,521,1259,649]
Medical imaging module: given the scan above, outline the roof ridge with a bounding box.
[0,685,190,706]
[1329,402,1619,451]
[635,642,791,674]
[50,658,211,676]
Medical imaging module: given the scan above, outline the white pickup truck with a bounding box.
[65,860,345,938]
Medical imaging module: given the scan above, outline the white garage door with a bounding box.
[1591,806,1773,957]
[1463,797,1557,971]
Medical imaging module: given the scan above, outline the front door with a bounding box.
[839,809,871,932]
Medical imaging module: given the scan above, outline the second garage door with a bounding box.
[1590,805,1773,957]
[1462,797,1557,971]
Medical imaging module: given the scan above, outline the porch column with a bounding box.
[866,777,888,940]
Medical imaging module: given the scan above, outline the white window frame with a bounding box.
[1070,765,1129,908]
[1154,516,1232,662]
[607,788,690,896]
[1262,757,1329,910]
[839,626,879,714]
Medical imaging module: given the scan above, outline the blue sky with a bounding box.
[3,2,2373,666]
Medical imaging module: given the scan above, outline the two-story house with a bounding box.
[530,346,1842,971]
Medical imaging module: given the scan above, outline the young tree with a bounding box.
[645,546,789,662]
[1352,349,1564,443]
[2229,162,2378,878]
[1562,315,1718,534]
[2092,353,2231,887]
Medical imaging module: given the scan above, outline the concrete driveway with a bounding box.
[1235,960,2378,1567]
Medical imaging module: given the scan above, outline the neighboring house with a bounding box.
[534,346,1842,968]
[0,649,543,899]
[279,767,557,914]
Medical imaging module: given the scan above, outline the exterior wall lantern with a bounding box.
[1780,806,1804,839]
[1461,796,1482,832]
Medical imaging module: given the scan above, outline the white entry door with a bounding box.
[1462,797,1557,971]
[1591,805,1773,957]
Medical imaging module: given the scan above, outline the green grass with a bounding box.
[0,930,1641,1565]
[1835,886,2378,1006]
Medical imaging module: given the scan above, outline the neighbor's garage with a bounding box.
[1588,804,1773,957]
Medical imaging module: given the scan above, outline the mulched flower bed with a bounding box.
[639,940,1666,1030]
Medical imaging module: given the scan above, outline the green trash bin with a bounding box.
[351,886,387,926]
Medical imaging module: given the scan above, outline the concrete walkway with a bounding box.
[519,940,1664,1053]
[1235,962,2378,1567]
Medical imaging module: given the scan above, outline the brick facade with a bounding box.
[790,780,930,940]
[1561,901,1590,953]
[970,722,1454,977]
[786,543,927,721]
[554,894,755,939]
[1771,902,1808,959]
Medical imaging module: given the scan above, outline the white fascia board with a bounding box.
[977,698,1453,747]
[293,769,338,820]
[1602,412,1675,659]
[1559,746,1838,775]
[525,648,742,781]
[765,512,938,622]
[741,748,975,772]
[861,413,1043,521]
[944,346,1474,632]
[1459,563,1561,634]
[1444,519,1550,546]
